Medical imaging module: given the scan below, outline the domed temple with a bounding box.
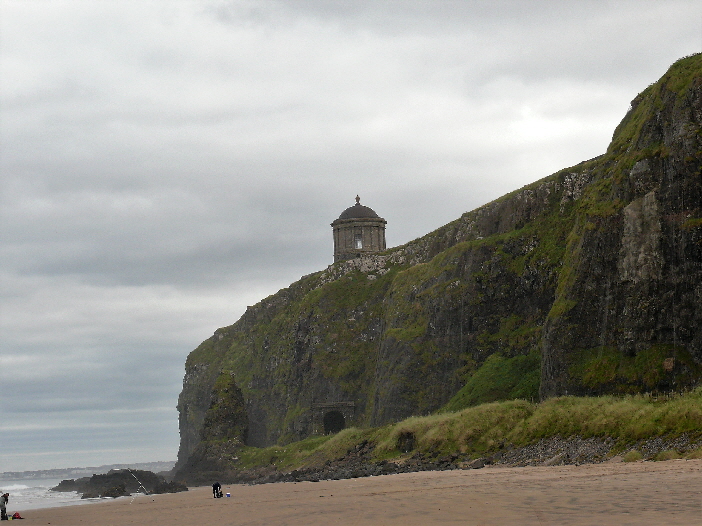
[331,196,387,262]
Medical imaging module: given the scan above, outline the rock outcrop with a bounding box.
[52,469,187,497]
[174,372,248,484]
[175,54,702,475]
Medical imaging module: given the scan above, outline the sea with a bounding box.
[0,461,175,513]
[0,478,100,512]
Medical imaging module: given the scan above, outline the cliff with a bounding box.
[175,55,702,474]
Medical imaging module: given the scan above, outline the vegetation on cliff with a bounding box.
[176,54,702,476]
[172,387,702,484]
[269,387,701,467]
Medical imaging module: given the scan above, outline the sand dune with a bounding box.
[19,459,702,525]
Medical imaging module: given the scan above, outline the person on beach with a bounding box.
[212,482,222,498]
[0,492,9,520]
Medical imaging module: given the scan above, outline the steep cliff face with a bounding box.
[176,55,702,469]
[175,371,248,481]
[541,54,702,397]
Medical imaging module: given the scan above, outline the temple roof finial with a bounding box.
[355,195,360,205]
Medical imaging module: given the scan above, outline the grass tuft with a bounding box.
[654,450,681,461]
[623,450,643,462]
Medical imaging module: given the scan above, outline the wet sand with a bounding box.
[19,459,702,525]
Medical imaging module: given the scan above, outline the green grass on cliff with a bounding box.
[441,350,540,411]
[568,345,702,393]
[608,53,702,158]
[232,388,702,471]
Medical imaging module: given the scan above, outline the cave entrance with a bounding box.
[310,402,354,436]
[323,411,345,434]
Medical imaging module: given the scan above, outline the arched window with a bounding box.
[354,233,363,249]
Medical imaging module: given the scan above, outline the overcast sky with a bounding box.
[1,1,700,473]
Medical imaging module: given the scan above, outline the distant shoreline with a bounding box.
[0,461,175,482]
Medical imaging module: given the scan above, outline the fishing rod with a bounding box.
[127,468,149,496]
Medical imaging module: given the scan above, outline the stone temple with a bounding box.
[331,196,387,262]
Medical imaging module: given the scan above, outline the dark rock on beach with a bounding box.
[52,469,188,498]
[153,480,189,494]
[82,484,129,499]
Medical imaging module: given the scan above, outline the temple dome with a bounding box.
[337,196,379,220]
[338,203,380,220]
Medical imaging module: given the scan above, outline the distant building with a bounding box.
[331,196,387,262]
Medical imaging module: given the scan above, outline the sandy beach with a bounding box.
[18,459,702,525]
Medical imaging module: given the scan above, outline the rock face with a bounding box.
[174,372,248,483]
[540,54,702,398]
[175,55,702,472]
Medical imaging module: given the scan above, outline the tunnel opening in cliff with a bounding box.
[324,411,345,434]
